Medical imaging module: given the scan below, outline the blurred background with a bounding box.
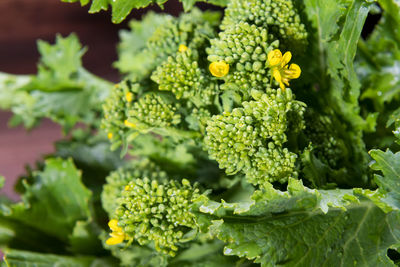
[0,0,183,200]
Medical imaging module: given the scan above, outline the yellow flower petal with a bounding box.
[273,69,282,84]
[107,133,113,140]
[209,61,229,77]
[287,63,301,79]
[179,44,188,52]
[108,219,119,231]
[279,81,286,91]
[124,120,136,128]
[125,92,133,103]
[125,185,130,191]
[267,49,282,66]
[281,51,292,66]
[106,235,124,245]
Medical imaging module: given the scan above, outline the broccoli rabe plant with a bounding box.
[1,0,400,266]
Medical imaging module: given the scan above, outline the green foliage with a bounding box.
[0,34,112,131]
[0,175,4,189]
[356,0,400,150]
[115,9,220,79]
[357,1,400,111]
[3,0,400,266]
[61,0,228,23]
[194,178,400,266]
[0,158,103,257]
[2,249,116,267]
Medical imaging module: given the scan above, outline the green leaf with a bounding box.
[357,0,400,110]
[0,176,4,189]
[6,158,92,243]
[369,149,400,206]
[302,0,373,186]
[61,0,228,23]
[114,12,172,78]
[0,34,112,131]
[2,249,116,267]
[68,220,103,255]
[194,179,400,266]
[303,0,373,130]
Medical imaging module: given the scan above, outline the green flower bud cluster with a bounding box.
[102,81,139,150]
[151,49,217,107]
[304,110,346,168]
[222,0,308,51]
[204,88,305,185]
[115,178,200,256]
[127,93,181,130]
[207,22,275,95]
[101,158,169,215]
[144,8,218,71]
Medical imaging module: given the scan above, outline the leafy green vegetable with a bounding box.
[0,34,112,131]
[5,158,92,242]
[2,0,400,265]
[2,249,116,267]
[195,178,400,266]
[0,158,100,256]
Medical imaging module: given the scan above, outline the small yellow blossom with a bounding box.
[125,185,130,191]
[107,132,113,139]
[124,120,136,128]
[125,92,133,103]
[179,44,188,52]
[106,219,126,245]
[209,61,229,77]
[267,49,301,90]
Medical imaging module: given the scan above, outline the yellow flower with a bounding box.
[125,185,130,191]
[124,120,136,128]
[209,61,229,77]
[267,49,301,90]
[125,92,133,103]
[179,44,188,52]
[106,219,126,245]
[107,132,113,139]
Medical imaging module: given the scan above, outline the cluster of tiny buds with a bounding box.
[110,178,199,256]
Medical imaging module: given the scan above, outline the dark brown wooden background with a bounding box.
[0,0,182,200]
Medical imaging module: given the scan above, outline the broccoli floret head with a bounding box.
[127,93,181,130]
[207,22,276,96]
[102,81,140,150]
[222,0,308,52]
[110,178,200,256]
[204,88,305,186]
[152,48,218,107]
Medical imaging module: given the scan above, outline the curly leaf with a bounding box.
[0,34,112,131]
[369,149,400,207]
[195,179,400,266]
[114,12,171,77]
[1,158,92,244]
